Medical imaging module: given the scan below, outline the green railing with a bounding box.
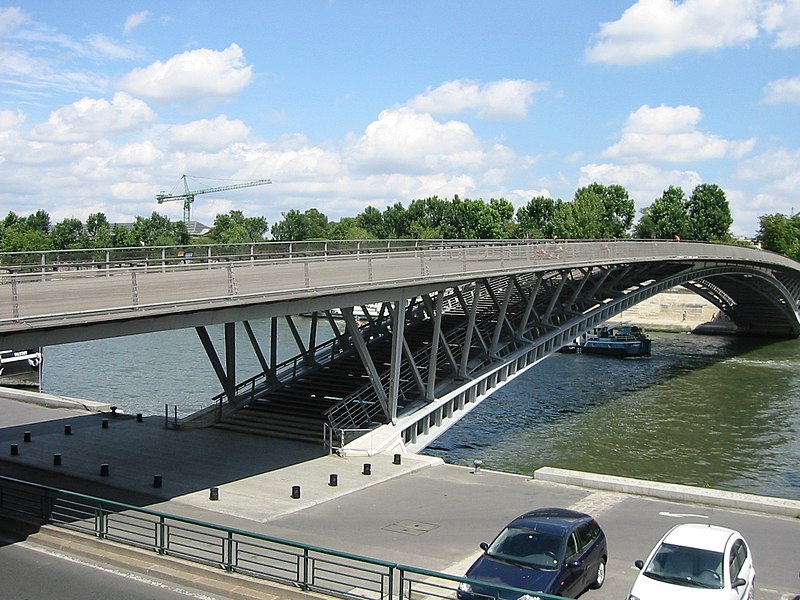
[0,474,561,600]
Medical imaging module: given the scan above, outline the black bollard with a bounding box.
[10,444,18,456]
[64,424,72,436]
[329,474,338,487]
[23,431,31,443]
[362,463,372,476]
[53,453,62,466]
[136,413,143,423]
[393,453,402,465]
[153,475,162,488]
[291,485,301,499]
[209,487,219,501]
[101,419,109,429]
[110,406,118,415]
[100,463,109,477]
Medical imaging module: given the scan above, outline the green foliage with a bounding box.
[132,212,189,246]
[516,196,557,239]
[635,186,689,239]
[757,213,800,259]
[271,208,329,241]
[210,210,268,244]
[686,184,732,242]
[51,217,87,250]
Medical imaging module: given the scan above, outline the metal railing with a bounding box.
[0,475,561,600]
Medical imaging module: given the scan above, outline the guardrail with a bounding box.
[0,475,561,600]
[0,238,542,275]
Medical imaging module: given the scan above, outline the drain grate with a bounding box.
[382,520,439,536]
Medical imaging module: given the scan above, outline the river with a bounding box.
[40,323,800,500]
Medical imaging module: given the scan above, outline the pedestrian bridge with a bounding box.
[2,240,799,456]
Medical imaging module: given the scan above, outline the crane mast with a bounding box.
[156,174,272,222]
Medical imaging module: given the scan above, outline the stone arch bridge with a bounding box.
[1,240,798,456]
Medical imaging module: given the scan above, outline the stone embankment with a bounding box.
[615,287,737,334]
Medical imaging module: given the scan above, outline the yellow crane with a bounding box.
[156,174,272,222]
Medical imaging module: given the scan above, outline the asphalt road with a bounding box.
[0,533,225,600]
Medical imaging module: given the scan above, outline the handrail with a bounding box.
[0,474,562,600]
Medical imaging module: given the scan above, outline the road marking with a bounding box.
[20,541,218,599]
[658,511,709,519]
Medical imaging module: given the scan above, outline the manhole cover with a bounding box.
[382,520,439,535]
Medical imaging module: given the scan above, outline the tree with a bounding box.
[132,212,189,246]
[635,186,689,239]
[211,210,268,244]
[686,184,732,242]
[355,206,386,238]
[572,183,635,238]
[516,196,557,239]
[271,208,329,241]
[756,213,800,259]
[51,217,86,250]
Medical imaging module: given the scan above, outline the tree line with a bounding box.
[0,182,796,258]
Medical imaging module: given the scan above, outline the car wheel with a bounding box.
[589,558,606,590]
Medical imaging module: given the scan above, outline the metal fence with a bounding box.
[0,474,561,600]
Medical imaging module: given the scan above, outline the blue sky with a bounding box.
[1,1,799,237]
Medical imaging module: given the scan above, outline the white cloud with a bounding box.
[118,43,252,104]
[166,115,250,151]
[110,141,163,167]
[348,107,484,174]
[763,75,800,103]
[586,0,762,65]
[604,104,756,162]
[87,34,137,60]
[29,92,156,142]
[124,11,152,36]
[0,6,27,35]
[406,79,548,120]
[762,0,800,47]
[579,162,703,206]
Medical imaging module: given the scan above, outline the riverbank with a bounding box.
[615,286,736,333]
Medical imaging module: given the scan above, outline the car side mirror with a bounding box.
[732,577,747,589]
[634,559,644,570]
[480,542,489,552]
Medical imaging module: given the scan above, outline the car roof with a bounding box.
[662,523,739,552]
[510,508,593,532]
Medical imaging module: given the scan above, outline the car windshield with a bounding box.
[643,542,724,589]
[486,527,562,570]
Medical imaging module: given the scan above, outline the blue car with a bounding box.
[457,508,608,599]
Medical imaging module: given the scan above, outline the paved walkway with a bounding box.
[1,392,799,599]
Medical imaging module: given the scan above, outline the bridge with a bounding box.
[2,239,799,456]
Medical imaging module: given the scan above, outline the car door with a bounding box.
[558,530,584,597]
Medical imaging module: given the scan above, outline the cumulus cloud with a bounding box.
[124,11,151,35]
[118,43,252,104]
[579,162,703,205]
[762,0,800,47]
[29,92,156,142]
[604,104,755,162]
[763,75,800,103]
[406,79,548,120]
[349,107,484,174]
[586,0,762,65]
[166,115,250,151]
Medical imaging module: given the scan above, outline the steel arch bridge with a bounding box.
[2,239,799,455]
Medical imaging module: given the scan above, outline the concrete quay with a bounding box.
[1,392,799,600]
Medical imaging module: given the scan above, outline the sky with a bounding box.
[1,1,799,238]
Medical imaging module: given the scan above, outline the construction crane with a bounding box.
[156,174,272,222]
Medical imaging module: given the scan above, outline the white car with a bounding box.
[627,523,755,600]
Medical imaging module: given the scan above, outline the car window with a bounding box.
[565,532,579,560]
[576,523,595,550]
[729,539,747,582]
